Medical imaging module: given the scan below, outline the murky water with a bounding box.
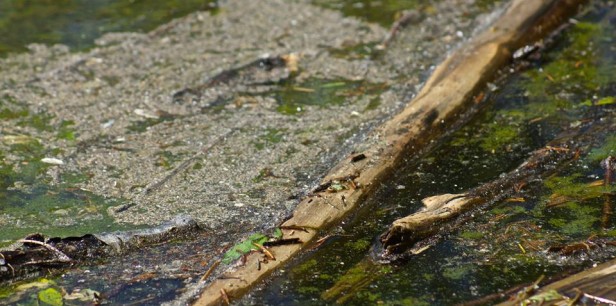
[1,0,614,305]
[0,0,217,55]
[0,0,218,245]
[246,2,616,304]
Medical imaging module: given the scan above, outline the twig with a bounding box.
[220,288,230,305]
[262,238,302,247]
[200,260,221,282]
[252,243,275,261]
[142,128,236,195]
[18,239,72,263]
[583,292,616,305]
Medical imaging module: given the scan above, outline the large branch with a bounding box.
[193,1,588,304]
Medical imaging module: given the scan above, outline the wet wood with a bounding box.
[379,145,577,256]
[193,0,588,304]
[498,258,616,305]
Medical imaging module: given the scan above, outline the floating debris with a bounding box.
[40,157,64,165]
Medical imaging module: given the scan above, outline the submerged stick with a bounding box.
[379,145,577,256]
[193,1,588,304]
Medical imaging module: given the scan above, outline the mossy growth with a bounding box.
[536,174,612,236]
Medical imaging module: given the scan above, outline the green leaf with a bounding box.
[273,228,283,239]
[222,233,268,264]
[38,288,63,306]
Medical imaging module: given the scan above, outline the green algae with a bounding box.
[459,230,484,240]
[249,6,616,304]
[272,78,387,115]
[56,120,76,141]
[0,0,218,56]
[253,128,286,150]
[587,134,616,162]
[0,103,135,246]
[312,0,419,27]
[442,264,473,281]
[464,20,613,154]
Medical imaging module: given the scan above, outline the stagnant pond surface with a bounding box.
[245,2,616,305]
[0,0,614,305]
[0,0,218,55]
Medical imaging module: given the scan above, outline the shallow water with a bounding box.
[246,2,616,304]
[0,0,217,55]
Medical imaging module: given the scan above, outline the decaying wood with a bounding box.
[498,257,616,305]
[379,112,614,257]
[0,215,200,284]
[193,0,588,304]
[379,145,577,256]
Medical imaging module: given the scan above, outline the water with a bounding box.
[246,2,616,304]
[0,0,217,56]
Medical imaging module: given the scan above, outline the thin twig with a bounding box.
[18,239,72,263]
[252,243,275,261]
[583,292,616,305]
[142,128,236,195]
[200,260,221,282]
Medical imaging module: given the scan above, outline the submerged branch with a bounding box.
[379,144,577,257]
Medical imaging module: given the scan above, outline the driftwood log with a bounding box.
[193,0,588,304]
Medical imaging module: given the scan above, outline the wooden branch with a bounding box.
[497,257,616,305]
[192,0,588,304]
[379,145,577,256]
